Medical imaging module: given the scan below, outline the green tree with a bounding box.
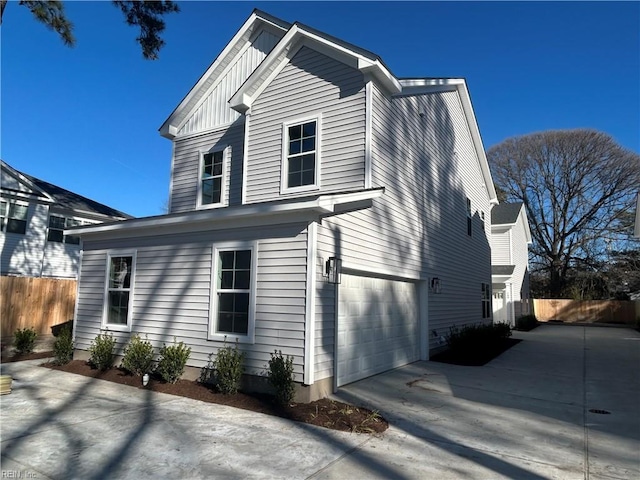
[488,129,640,298]
[0,0,179,60]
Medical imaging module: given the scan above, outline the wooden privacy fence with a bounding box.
[1,276,77,338]
[533,299,639,325]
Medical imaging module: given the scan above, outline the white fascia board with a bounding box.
[0,189,53,204]
[66,188,384,238]
[160,12,288,138]
[230,25,401,113]
[519,206,533,244]
[634,193,640,238]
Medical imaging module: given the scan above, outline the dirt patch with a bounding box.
[430,338,521,366]
[42,360,388,434]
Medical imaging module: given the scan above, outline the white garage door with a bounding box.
[337,274,420,387]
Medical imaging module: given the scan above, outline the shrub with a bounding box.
[53,325,74,365]
[515,314,539,331]
[446,322,512,361]
[121,334,155,376]
[156,338,191,384]
[89,332,117,370]
[13,327,37,355]
[268,350,296,405]
[213,341,244,394]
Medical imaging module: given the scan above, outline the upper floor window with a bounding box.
[282,117,320,193]
[0,200,28,234]
[103,252,136,331]
[466,198,472,236]
[198,147,226,208]
[47,215,83,245]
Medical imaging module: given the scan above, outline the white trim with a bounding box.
[102,250,137,332]
[196,145,229,209]
[303,222,317,385]
[280,114,322,195]
[71,243,83,344]
[341,262,421,282]
[241,112,251,205]
[68,188,384,238]
[419,280,429,361]
[0,199,29,234]
[168,142,176,213]
[208,241,257,344]
[364,81,373,189]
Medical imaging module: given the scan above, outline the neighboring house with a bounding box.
[70,10,498,399]
[0,160,131,278]
[490,202,532,326]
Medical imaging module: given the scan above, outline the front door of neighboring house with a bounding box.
[493,290,507,324]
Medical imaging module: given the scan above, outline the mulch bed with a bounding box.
[42,360,388,434]
[1,351,54,363]
[430,338,521,366]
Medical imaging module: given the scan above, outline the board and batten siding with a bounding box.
[170,123,244,213]
[244,46,366,203]
[314,83,493,362]
[177,29,282,137]
[74,223,310,381]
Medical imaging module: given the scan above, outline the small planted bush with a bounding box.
[53,325,74,365]
[515,314,539,331]
[268,350,295,405]
[156,338,191,384]
[213,341,244,394]
[89,332,117,370]
[121,334,155,376]
[13,327,38,355]
[446,322,512,364]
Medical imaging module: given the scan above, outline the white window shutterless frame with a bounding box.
[281,116,321,194]
[198,146,228,208]
[102,251,136,331]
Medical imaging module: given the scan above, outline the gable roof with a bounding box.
[492,202,524,225]
[1,160,132,220]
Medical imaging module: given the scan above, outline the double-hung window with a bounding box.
[482,283,492,319]
[199,148,226,207]
[282,117,320,193]
[210,243,256,342]
[0,200,28,234]
[103,252,136,330]
[47,215,82,244]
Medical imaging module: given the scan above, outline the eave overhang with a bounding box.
[66,188,384,240]
[159,9,290,139]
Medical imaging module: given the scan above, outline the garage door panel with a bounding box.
[337,274,419,387]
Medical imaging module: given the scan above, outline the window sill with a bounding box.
[101,323,132,333]
[281,185,320,195]
[208,332,254,344]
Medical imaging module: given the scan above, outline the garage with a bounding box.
[336,273,420,386]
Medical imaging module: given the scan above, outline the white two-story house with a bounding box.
[490,202,532,326]
[70,10,498,400]
[1,160,131,279]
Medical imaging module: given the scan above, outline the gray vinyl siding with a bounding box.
[170,123,244,213]
[74,223,309,381]
[314,83,493,366]
[244,46,366,203]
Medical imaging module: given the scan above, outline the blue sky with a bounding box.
[2,1,639,218]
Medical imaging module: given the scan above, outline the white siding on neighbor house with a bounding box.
[170,123,244,213]
[41,242,80,278]
[177,29,282,137]
[245,46,366,203]
[0,202,48,276]
[511,217,530,302]
[491,229,511,265]
[315,83,493,363]
[74,223,310,381]
[1,170,33,193]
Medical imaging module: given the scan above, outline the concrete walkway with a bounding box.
[1,325,639,479]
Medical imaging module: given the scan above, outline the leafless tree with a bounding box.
[488,129,640,298]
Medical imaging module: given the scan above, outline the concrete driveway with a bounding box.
[1,324,639,479]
